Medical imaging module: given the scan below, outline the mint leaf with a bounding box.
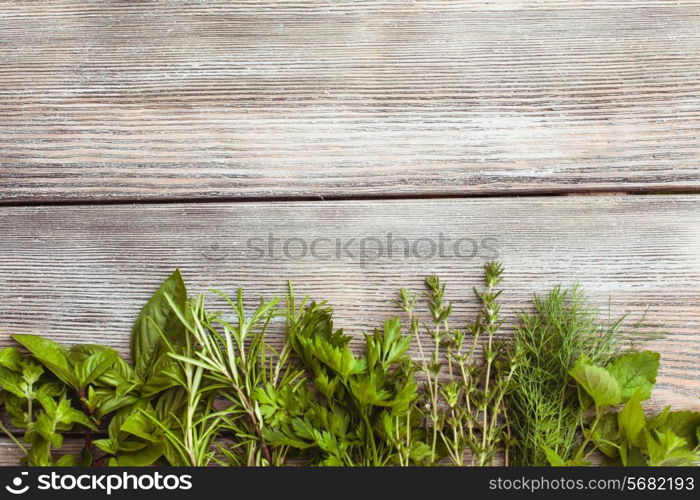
[0,366,25,398]
[569,356,621,408]
[658,411,700,448]
[591,412,620,458]
[606,351,659,402]
[12,335,78,389]
[618,389,646,448]
[647,429,696,466]
[0,347,22,371]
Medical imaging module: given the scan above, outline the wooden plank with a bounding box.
[1,1,699,202]
[0,438,85,466]
[0,195,698,415]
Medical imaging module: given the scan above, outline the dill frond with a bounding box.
[508,284,624,466]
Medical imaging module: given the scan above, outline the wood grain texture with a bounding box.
[0,439,84,466]
[1,0,700,202]
[0,195,698,416]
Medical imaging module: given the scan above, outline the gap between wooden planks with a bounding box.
[1,0,700,202]
[0,195,698,422]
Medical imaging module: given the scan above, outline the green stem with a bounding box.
[25,382,33,426]
[0,419,27,455]
[361,410,378,465]
[575,408,603,462]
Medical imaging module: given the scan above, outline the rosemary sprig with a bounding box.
[165,290,301,466]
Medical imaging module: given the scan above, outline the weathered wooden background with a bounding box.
[0,0,699,464]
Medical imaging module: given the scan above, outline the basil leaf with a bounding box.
[74,348,120,389]
[139,353,180,397]
[130,269,187,383]
[110,445,163,467]
[54,454,76,467]
[93,438,117,455]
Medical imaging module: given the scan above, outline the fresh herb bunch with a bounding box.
[94,269,213,467]
[165,289,303,466]
[547,351,699,466]
[0,269,204,466]
[0,265,697,467]
[0,346,94,465]
[507,285,624,466]
[264,286,426,466]
[397,262,519,466]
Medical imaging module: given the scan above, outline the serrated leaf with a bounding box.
[409,441,432,464]
[569,356,621,408]
[656,411,700,449]
[647,429,696,466]
[591,412,620,458]
[0,366,26,398]
[606,351,659,402]
[12,335,77,389]
[22,362,43,385]
[55,398,95,429]
[349,375,391,407]
[302,337,366,380]
[27,439,52,466]
[0,347,22,371]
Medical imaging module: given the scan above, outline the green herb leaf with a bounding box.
[130,269,187,382]
[606,351,659,402]
[0,347,23,371]
[647,429,696,466]
[109,445,164,467]
[543,446,566,466]
[666,412,700,448]
[569,356,621,408]
[0,366,26,398]
[590,412,620,459]
[12,335,78,389]
[73,347,120,389]
[618,389,646,448]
